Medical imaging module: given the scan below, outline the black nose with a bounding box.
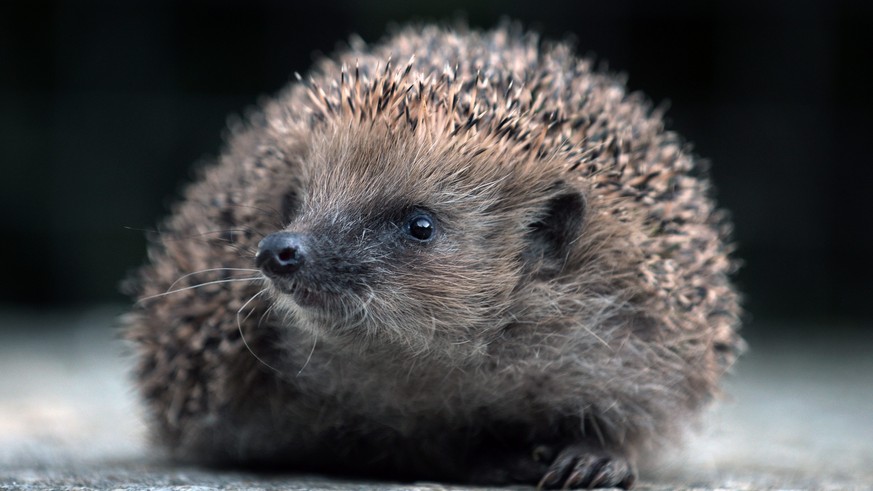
[256,232,306,277]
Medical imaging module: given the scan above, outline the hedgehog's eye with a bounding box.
[406,213,435,242]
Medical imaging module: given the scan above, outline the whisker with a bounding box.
[297,332,318,377]
[164,267,262,293]
[196,238,260,258]
[137,277,263,304]
[237,289,282,374]
[213,243,259,257]
[258,303,277,329]
[124,226,269,241]
[124,225,267,257]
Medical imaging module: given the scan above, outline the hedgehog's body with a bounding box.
[125,25,741,489]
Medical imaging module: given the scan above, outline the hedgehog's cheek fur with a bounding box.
[257,210,534,358]
[267,243,524,359]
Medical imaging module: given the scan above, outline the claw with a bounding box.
[537,469,562,490]
[587,457,616,488]
[538,444,636,489]
[562,469,584,490]
[564,454,600,489]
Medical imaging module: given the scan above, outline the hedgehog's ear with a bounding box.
[524,185,586,277]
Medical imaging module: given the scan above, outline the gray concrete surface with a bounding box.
[1,308,871,490]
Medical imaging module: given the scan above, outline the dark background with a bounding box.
[2,0,871,332]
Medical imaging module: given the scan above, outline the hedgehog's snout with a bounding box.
[256,232,306,279]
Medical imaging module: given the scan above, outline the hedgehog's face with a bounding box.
[257,124,586,357]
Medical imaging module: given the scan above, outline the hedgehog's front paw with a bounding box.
[537,444,635,490]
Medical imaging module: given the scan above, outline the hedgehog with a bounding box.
[123,23,742,489]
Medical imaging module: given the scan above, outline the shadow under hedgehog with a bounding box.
[123,23,742,490]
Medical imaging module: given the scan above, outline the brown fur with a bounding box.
[123,23,742,489]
